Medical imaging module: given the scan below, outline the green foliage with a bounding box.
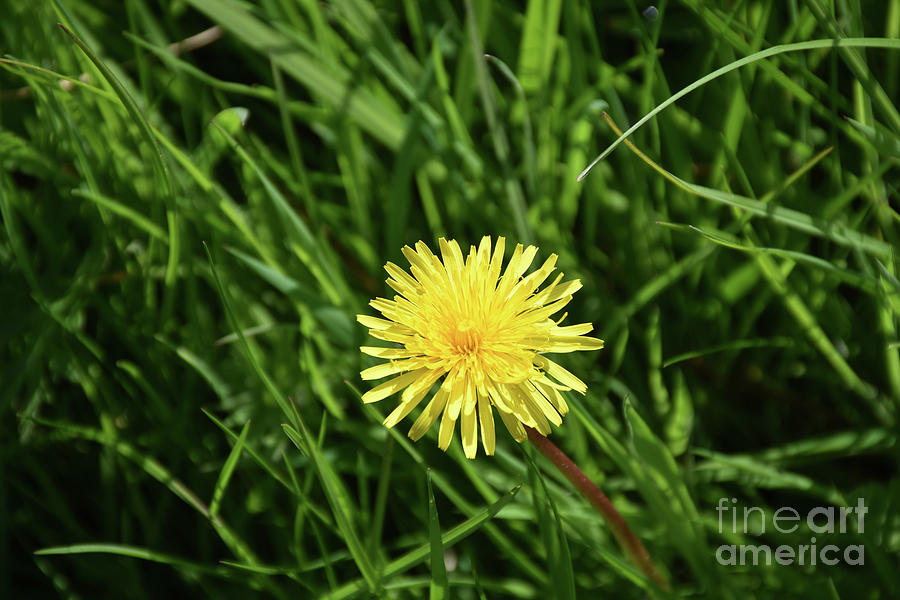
[2,0,899,598]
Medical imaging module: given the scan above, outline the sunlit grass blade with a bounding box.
[35,544,235,579]
[657,221,880,293]
[26,417,259,565]
[844,116,900,159]
[691,448,843,504]
[662,336,795,368]
[578,37,900,180]
[203,242,295,423]
[525,452,575,600]
[55,21,180,287]
[183,0,406,148]
[426,469,449,600]
[209,420,250,518]
[283,423,380,593]
[603,113,892,258]
[210,123,350,307]
[201,409,294,492]
[322,484,522,600]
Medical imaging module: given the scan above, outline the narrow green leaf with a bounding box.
[844,116,900,159]
[322,485,522,600]
[71,189,168,242]
[621,400,723,595]
[663,336,795,368]
[579,37,900,180]
[525,453,575,600]
[203,243,295,422]
[27,417,258,565]
[657,221,880,292]
[56,21,180,286]
[426,469,449,600]
[210,123,350,307]
[35,543,234,578]
[283,424,379,592]
[691,448,843,504]
[201,409,295,493]
[183,0,406,148]
[209,420,250,518]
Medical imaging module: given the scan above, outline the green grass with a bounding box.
[2,0,900,598]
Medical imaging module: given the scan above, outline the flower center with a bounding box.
[451,319,482,356]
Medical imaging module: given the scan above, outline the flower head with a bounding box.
[358,236,604,458]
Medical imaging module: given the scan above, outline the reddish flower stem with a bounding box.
[526,427,670,590]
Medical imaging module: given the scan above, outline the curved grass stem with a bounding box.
[525,427,670,590]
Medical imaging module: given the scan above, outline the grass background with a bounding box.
[2,0,899,598]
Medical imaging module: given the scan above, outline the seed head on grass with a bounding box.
[358,236,604,458]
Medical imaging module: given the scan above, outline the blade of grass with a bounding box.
[463,0,532,244]
[35,544,236,579]
[657,221,880,293]
[426,469,449,600]
[183,0,406,149]
[322,484,522,600]
[804,0,900,133]
[578,37,900,180]
[71,189,169,243]
[27,417,259,566]
[56,22,180,289]
[201,409,295,493]
[203,243,296,423]
[663,336,795,368]
[524,451,575,600]
[209,420,250,518]
[283,423,379,593]
[210,123,350,307]
[602,113,892,258]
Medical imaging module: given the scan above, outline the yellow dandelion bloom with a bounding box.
[357,236,604,458]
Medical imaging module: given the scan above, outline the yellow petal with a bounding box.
[360,360,416,381]
[497,408,527,442]
[487,237,506,284]
[506,254,557,306]
[545,336,605,353]
[439,237,465,274]
[535,357,588,394]
[361,368,428,404]
[535,378,569,415]
[506,385,539,429]
[461,408,478,458]
[400,368,443,403]
[357,314,407,331]
[521,391,552,434]
[382,381,431,428]
[438,401,457,450]
[408,388,449,441]
[367,329,415,345]
[512,245,539,279]
[384,261,420,293]
[478,395,496,455]
[496,243,524,297]
[544,279,582,304]
[443,368,465,420]
[552,322,595,337]
[525,381,562,426]
[462,373,476,416]
[360,346,418,359]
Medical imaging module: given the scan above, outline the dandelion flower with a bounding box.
[358,236,604,458]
